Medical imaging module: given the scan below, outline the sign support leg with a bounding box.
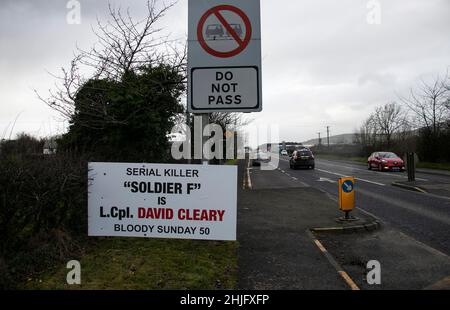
[186,111,192,165]
[202,113,209,165]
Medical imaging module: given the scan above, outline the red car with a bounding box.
[368,152,405,172]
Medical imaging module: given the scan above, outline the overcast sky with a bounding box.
[1,0,449,142]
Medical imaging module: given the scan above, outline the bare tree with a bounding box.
[79,0,184,80]
[446,74,450,113]
[399,72,449,135]
[373,102,408,147]
[36,55,85,121]
[209,112,253,132]
[358,114,378,148]
[37,0,186,124]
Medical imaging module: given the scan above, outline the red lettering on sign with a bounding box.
[178,209,226,222]
[138,208,174,220]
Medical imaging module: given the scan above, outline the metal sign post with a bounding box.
[202,113,209,165]
[188,0,262,113]
[407,152,416,182]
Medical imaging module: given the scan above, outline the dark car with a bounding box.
[289,148,315,169]
[368,152,405,172]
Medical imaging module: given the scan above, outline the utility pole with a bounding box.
[326,126,330,148]
[317,132,322,147]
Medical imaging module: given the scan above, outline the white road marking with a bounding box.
[354,178,385,186]
[319,160,429,181]
[316,168,345,177]
[268,163,278,169]
[317,177,336,183]
[246,168,252,190]
[316,168,386,186]
[278,156,423,186]
[265,157,311,187]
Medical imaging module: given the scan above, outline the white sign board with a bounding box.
[188,0,262,113]
[88,162,237,241]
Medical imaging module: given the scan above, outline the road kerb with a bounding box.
[310,220,380,234]
[424,275,450,290]
[242,158,253,190]
[391,181,428,194]
[246,168,253,190]
[306,230,360,290]
[307,221,381,290]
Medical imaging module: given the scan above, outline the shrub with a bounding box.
[0,153,87,288]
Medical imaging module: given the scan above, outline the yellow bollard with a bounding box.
[339,177,355,220]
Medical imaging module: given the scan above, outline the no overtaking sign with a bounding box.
[188,0,262,113]
[197,5,252,58]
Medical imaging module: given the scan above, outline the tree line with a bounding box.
[356,71,450,162]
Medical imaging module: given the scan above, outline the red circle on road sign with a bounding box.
[197,5,252,58]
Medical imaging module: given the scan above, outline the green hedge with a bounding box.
[0,153,87,288]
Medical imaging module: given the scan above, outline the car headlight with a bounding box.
[381,160,387,163]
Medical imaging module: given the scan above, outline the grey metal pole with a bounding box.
[202,113,209,165]
[407,152,416,182]
[186,112,192,165]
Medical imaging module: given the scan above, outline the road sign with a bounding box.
[88,162,237,241]
[339,177,355,212]
[197,5,252,58]
[188,0,262,113]
[342,180,354,193]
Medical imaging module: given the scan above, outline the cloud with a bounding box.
[0,0,449,141]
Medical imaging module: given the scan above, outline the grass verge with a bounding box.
[417,162,450,172]
[225,159,238,165]
[22,237,237,290]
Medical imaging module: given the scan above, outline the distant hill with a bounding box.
[302,133,356,146]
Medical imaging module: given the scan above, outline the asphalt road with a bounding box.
[253,155,450,256]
